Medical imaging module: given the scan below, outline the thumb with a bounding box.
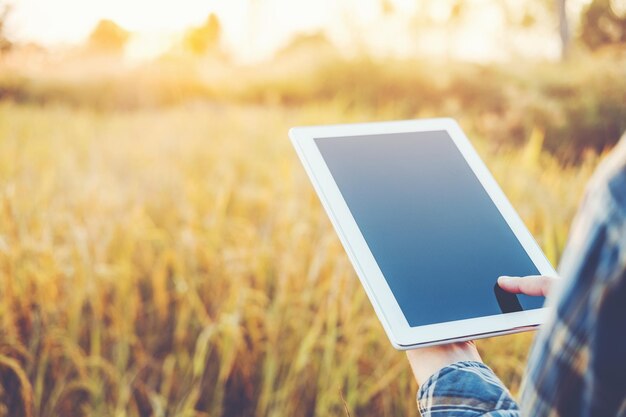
[497,275,554,297]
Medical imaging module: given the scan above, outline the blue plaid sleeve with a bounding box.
[519,135,626,417]
[417,361,519,417]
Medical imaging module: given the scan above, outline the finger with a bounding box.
[497,275,553,297]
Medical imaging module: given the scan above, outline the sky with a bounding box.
[5,0,593,63]
[8,0,338,60]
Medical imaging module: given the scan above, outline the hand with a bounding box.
[406,274,557,386]
[406,340,481,385]
[496,275,555,297]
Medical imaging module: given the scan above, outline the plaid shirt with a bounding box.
[418,134,626,417]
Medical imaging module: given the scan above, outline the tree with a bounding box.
[579,0,626,50]
[556,0,570,59]
[496,0,570,60]
[88,19,130,53]
[183,13,221,55]
[0,2,12,53]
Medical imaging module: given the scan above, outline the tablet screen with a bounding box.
[315,131,545,327]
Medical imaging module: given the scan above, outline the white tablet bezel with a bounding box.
[289,118,557,350]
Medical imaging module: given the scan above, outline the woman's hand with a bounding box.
[497,275,555,297]
[406,275,557,386]
[406,340,481,385]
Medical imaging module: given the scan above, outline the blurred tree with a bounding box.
[88,19,129,53]
[183,13,221,55]
[0,2,12,53]
[497,0,570,60]
[447,0,467,59]
[556,0,570,59]
[579,0,626,50]
[380,0,395,16]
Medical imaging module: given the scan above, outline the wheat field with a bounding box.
[0,99,600,417]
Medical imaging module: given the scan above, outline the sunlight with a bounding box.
[7,0,597,62]
[10,0,339,62]
[125,32,177,62]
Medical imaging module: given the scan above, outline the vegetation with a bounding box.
[184,14,222,56]
[88,20,130,53]
[580,0,626,50]
[1,54,624,159]
[0,92,604,416]
[0,3,12,54]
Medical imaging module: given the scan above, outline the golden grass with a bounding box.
[0,100,599,416]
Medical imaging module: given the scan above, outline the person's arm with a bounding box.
[413,360,520,417]
[406,276,554,417]
[518,142,626,416]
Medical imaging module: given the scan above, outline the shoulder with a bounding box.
[556,133,626,287]
[587,132,626,219]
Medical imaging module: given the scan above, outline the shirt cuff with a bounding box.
[417,361,519,417]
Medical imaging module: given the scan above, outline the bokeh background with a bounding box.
[0,1,625,416]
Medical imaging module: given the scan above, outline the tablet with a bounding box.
[289,119,557,349]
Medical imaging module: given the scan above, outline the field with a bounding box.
[0,53,621,417]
